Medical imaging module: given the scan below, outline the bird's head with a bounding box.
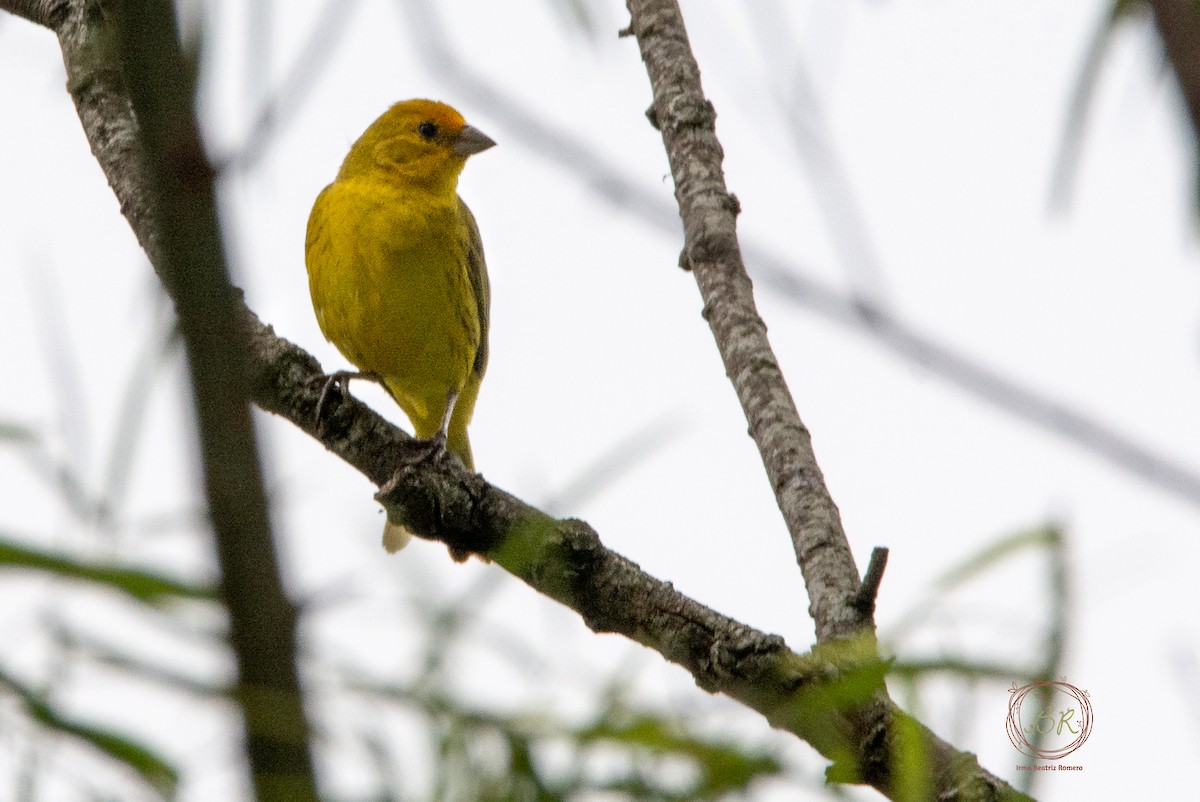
[337,99,495,192]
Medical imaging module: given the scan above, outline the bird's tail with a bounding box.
[382,520,413,553]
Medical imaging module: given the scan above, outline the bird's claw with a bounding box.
[402,430,450,467]
[311,370,382,434]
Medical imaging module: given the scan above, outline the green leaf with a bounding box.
[0,536,218,604]
[1050,0,1148,212]
[0,667,178,796]
[886,524,1064,653]
[576,712,783,797]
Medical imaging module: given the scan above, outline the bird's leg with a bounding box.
[312,370,383,431]
[435,388,459,443]
[377,389,459,548]
[401,389,459,466]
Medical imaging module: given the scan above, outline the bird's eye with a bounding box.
[418,122,438,140]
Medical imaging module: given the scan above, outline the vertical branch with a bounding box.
[2,7,318,790]
[1147,0,1200,206]
[106,1,319,799]
[1149,0,1200,142]
[624,0,865,641]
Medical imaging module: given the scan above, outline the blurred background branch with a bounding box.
[50,0,320,797]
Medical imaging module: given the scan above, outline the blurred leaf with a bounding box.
[888,657,1031,683]
[64,630,228,700]
[888,711,932,802]
[546,0,600,41]
[887,524,1062,644]
[884,524,1066,725]
[1050,0,1149,211]
[360,730,402,802]
[0,421,38,444]
[543,413,687,514]
[0,667,178,797]
[98,306,178,528]
[348,665,784,801]
[576,711,783,798]
[0,536,218,604]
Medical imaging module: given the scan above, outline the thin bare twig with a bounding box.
[623,0,862,643]
[852,547,889,621]
[217,0,365,172]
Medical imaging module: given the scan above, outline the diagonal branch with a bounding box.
[623,0,864,642]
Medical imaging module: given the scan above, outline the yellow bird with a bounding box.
[305,99,495,552]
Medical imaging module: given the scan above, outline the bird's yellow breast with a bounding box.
[305,177,480,430]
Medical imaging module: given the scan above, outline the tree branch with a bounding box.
[622,0,865,643]
[1149,0,1200,147]
[9,0,320,798]
[0,0,64,26]
[2,0,1033,798]
[1148,0,1200,204]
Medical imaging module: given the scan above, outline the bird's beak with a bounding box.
[454,124,496,157]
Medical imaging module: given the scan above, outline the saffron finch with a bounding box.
[305,99,495,552]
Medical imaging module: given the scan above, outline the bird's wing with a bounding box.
[458,196,490,377]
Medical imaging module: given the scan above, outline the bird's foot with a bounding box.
[402,430,449,467]
[311,370,381,433]
[376,431,449,550]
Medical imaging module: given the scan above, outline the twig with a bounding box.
[216,0,365,172]
[623,0,862,642]
[852,547,889,622]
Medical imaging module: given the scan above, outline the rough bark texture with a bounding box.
[623,0,864,643]
[2,0,64,25]
[4,0,1034,798]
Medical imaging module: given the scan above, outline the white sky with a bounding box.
[2,1,1198,799]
